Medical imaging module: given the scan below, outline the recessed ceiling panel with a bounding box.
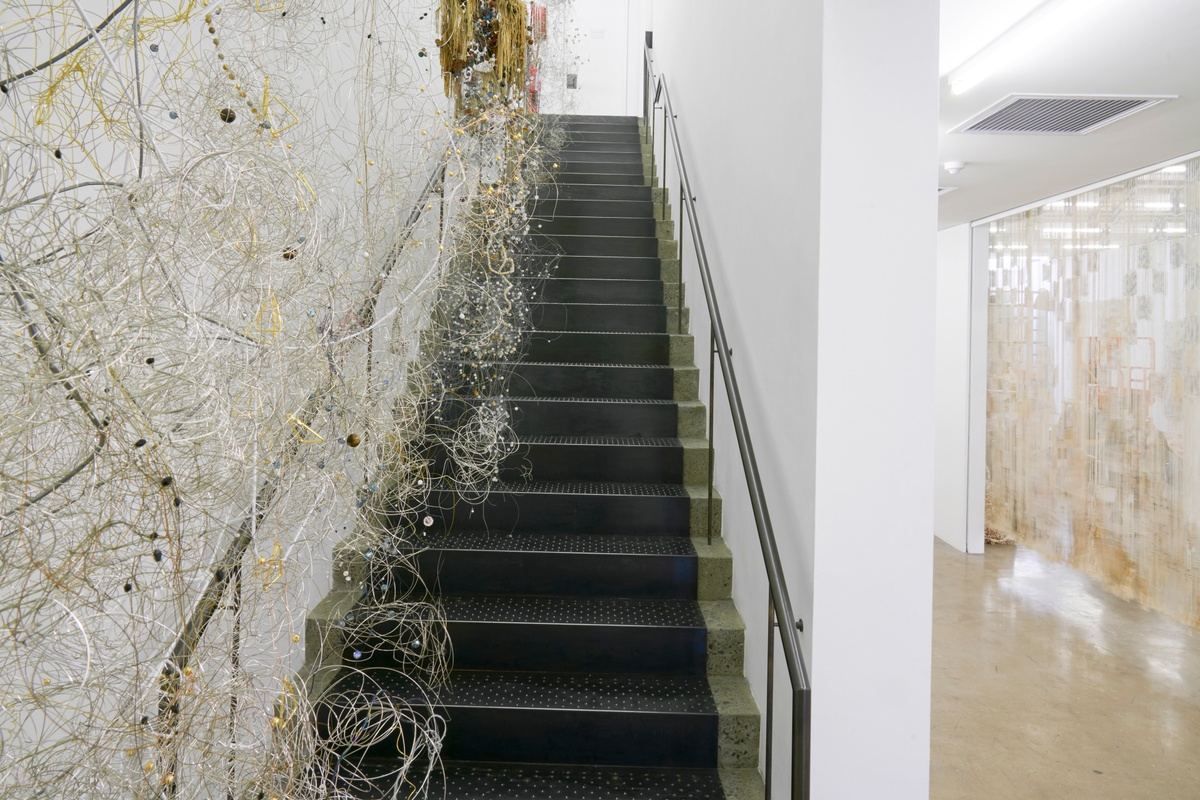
[953,94,1173,135]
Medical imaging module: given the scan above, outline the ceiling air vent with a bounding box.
[952,94,1172,136]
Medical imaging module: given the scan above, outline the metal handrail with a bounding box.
[642,42,811,800]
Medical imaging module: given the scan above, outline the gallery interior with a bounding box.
[1,1,1197,798]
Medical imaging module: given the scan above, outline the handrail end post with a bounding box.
[793,687,812,800]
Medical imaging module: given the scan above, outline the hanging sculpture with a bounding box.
[437,0,530,116]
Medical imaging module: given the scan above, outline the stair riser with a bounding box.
[404,549,699,599]
[540,278,663,303]
[499,443,683,483]
[530,199,654,218]
[427,441,682,482]
[507,363,675,400]
[552,160,644,175]
[558,122,640,133]
[352,623,707,675]
[532,234,658,257]
[546,150,645,163]
[560,131,643,143]
[534,184,651,201]
[422,490,691,536]
[550,172,646,186]
[531,303,666,333]
[526,332,670,365]
[510,400,677,437]
[430,707,718,768]
[547,114,639,122]
[549,142,644,153]
[532,217,656,237]
[533,256,662,281]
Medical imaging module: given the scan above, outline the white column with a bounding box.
[810,0,938,796]
[935,224,983,553]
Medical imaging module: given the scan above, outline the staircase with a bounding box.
[316,114,762,800]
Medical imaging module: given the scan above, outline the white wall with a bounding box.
[935,224,983,552]
[650,1,937,797]
[541,0,644,116]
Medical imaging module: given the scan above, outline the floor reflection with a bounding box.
[931,540,1200,799]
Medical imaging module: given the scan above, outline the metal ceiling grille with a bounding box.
[953,95,1172,135]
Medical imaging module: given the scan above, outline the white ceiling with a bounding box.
[938,0,1200,229]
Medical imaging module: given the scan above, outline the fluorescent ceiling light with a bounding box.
[949,0,1119,95]
[1160,165,1188,174]
[1144,202,1182,210]
[1042,227,1103,234]
[1064,244,1119,250]
[1046,200,1100,209]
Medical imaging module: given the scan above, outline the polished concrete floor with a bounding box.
[931,540,1200,799]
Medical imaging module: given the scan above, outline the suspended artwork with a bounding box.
[437,0,529,116]
[0,0,561,796]
[987,159,1200,628]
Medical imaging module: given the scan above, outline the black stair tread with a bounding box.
[451,360,673,371]
[509,395,675,405]
[540,276,663,285]
[532,214,653,221]
[428,761,726,800]
[549,153,644,158]
[530,302,663,313]
[544,175,646,186]
[532,301,662,308]
[517,434,680,446]
[443,595,704,627]
[433,478,688,497]
[532,185,651,200]
[351,760,726,800]
[378,670,717,714]
[407,530,697,556]
[525,329,668,337]
[532,233,657,244]
[527,254,660,262]
[545,114,641,121]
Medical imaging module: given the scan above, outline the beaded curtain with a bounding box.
[987,159,1200,628]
